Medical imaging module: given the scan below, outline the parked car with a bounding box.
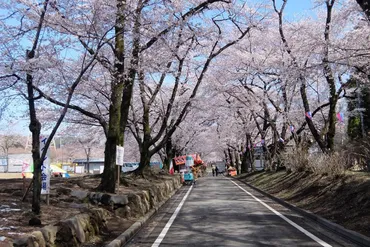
[122,163,139,173]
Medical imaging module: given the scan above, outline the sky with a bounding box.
[284,1,313,15]
[273,0,316,20]
[0,0,317,136]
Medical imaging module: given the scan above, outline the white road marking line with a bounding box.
[230,180,332,247]
[151,185,193,247]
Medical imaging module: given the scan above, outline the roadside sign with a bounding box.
[116,146,124,166]
[0,157,7,166]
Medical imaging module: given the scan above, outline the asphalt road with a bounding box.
[125,175,360,247]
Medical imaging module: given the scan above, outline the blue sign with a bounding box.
[0,158,7,166]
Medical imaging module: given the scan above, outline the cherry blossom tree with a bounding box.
[18,0,243,191]
[199,0,370,170]
[0,0,102,213]
[125,0,270,175]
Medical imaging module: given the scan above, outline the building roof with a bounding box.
[73,158,104,163]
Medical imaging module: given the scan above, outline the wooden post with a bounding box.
[117,165,120,190]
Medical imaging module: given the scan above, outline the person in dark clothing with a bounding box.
[215,166,219,176]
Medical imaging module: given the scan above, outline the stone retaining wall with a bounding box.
[13,208,107,247]
[11,175,181,247]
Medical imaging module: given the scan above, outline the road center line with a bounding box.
[230,180,332,247]
[152,185,193,247]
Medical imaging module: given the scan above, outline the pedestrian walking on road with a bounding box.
[212,165,215,176]
[215,166,219,176]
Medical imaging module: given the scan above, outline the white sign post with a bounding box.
[40,136,51,205]
[116,146,124,166]
[116,146,124,189]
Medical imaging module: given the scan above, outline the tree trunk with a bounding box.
[327,96,338,151]
[234,149,240,175]
[245,134,254,172]
[135,67,153,174]
[87,149,90,174]
[27,72,42,214]
[98,83,122,192]
[98,0,125,192]
[116,0,126,146]
[300,81,327,152]
[138,143,151,176]
[240,145,248,174]
[228,148,234,167]
[136,105,152,175]
[247,140,255,172]
[27,0,49,215]
[224,150,229,165]
[120,1,141,145]
[163,137,174,171]
[323,1,337,152]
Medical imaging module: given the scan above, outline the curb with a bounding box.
[234,177,370,247]
[105,187,180,247]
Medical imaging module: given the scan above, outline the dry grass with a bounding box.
[281,148,308,173]
[307,153,348,176]
[282,148,349,176]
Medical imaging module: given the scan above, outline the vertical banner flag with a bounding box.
[22,162,30,178]
[305,111,312,119]
[336,112,344,124]
[40,136,50,195]
[169,160,174,175]
[116,146,124,166]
